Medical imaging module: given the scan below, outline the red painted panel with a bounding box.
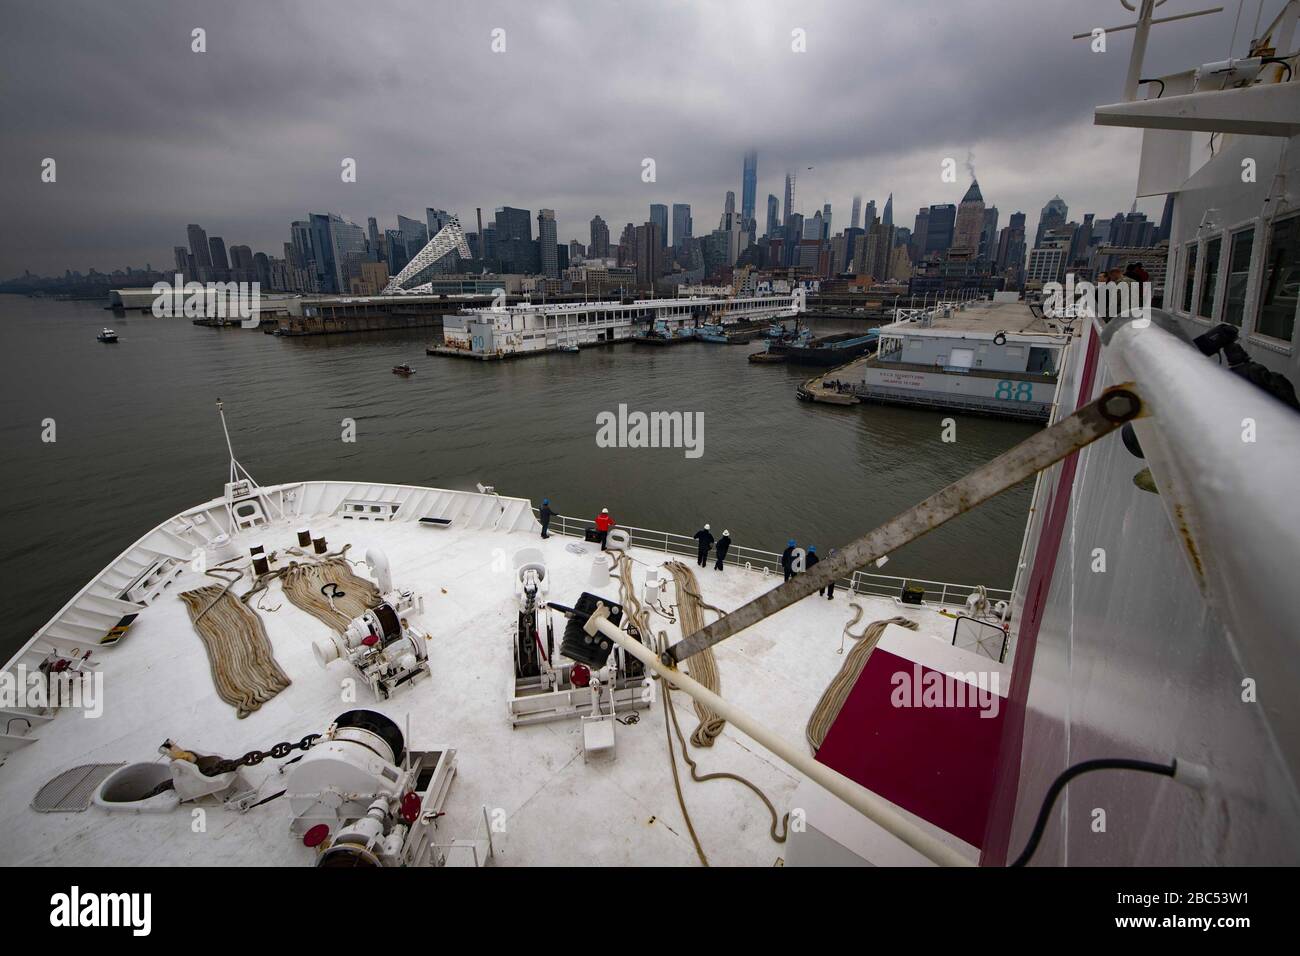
[816,647,1006,849]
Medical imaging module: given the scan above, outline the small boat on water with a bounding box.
[769,330,878,366]
[748,349,786,363]
[392,363,415,376]
[97,328,118,343]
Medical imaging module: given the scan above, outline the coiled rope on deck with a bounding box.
[805,611,918,753]
[180,577,291,719]
[663,561,727,747]
[274,554,382,631]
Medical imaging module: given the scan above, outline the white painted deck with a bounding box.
[0,483,993,866]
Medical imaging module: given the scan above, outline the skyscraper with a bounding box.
[186,224,213,281]
[864,200,877,230]
[308,214,339,292]
[980,207,1000,261]
[1035,195,1069,249]
[426,208,451,238]
[537,209,558,278]
[328,218,367,293]
[741,149,757,223]
[882,193,894,228]
[850,195,862,230]
[635,221,664,286]
[953,180,985,254]
[925,204,956,256]
[589,215,610,259]
[912,208,930,261]
[996,211,1028,284]
[396,215,428,260]
[822,203,832,240]
[207,236,229,280]
[672,203,692,247]
[783,172,796,226]
[650,204,668,250]
[495,206,535,273]
[766,195,780,238]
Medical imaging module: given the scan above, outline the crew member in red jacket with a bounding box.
[595,507,614,550]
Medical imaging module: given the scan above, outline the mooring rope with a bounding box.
[179,583,291,719]
[663,561,726,747]
[614,553,788,865]
[275,556,382,631]
[806,613,918,754]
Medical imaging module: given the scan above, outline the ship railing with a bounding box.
[535,510,1010,610]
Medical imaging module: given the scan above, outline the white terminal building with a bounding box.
[441,294,800,358]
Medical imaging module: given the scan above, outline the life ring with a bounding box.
[993,331,1007,346]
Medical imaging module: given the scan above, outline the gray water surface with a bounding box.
[0,295,1038,658]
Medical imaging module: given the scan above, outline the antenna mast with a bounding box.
[216,398,262,489]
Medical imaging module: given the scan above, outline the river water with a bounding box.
[0,294,1038,658]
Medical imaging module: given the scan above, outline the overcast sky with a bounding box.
[0,0,1266,276]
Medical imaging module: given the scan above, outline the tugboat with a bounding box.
[97,328,119,343]
[392,363,415,376]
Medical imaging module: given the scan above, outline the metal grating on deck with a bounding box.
[31,763,125,813]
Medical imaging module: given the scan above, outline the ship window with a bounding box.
[1181,243,1198,312]
[1223,227,1254,327]
[1197,236,1222,319]
[1256,214,1299,342]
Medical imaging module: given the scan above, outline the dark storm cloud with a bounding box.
[0,0,1245,274]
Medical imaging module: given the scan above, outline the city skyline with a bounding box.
[0,0,1229,275]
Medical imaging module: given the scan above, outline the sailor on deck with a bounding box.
[694,524,715,567]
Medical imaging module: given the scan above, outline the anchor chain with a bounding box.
[205,734,321,775]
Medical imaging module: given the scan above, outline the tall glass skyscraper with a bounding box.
[672,203,692,246]
[741,149,757,223]
[650,204,668,249]
[494,206,535,273]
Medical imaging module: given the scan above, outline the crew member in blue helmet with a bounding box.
[781,539,798,582]
[539,498,553,539]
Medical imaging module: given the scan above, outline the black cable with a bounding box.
[1139,77,1166,98]
[1009,757,1176,867]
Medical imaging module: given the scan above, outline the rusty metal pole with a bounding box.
[664,386,1143,665]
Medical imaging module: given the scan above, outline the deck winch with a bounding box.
[285,710,462,867]
[313,587,429,699]
[506,548,650,750]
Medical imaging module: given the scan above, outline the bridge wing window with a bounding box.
[1197,236,1222,319]
[1181,242,1198,313]
[1223,227,1255,327]
[1256,214,1299,343]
